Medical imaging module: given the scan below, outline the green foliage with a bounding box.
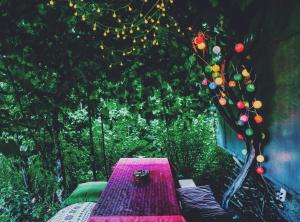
[0,1,234,221]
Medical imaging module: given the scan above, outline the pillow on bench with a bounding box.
[177,185,229,222]
[63,181,107,206]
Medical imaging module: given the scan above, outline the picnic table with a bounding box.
[88,158,186,222]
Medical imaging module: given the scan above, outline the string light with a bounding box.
[49,0,54,5]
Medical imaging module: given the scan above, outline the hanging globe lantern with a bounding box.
[228,81,236,87]
[212,72,220,78]
[256,155,265,163]
[215,77,223,85]
[237,133,244,140]
[202,78,208,86]
[237,120,245,126]
[212,64,220,72]
[254,115,263,123]
[244,101,250,109]
[242,149,248,155]
[256,167,265,175]
[219,97,227,106]
[253,100,263,109]
[212,46,221,54]
[234,74,242,81]
[209,82,217,90]
[246,84,255,92]
[194,36,205,45]
[242,68,250,78]
[234,43,245,53]
[245,128,254,136]
[240,115,249,122]
[236,101,245,109]
[205,65,212,73]
[197,42,206,50]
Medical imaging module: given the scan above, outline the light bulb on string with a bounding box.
[112,11,117,18]
[118,18,122,23]
[93,23,97,31]
[97,8,100,13]
[69,1,73,7]
[128,6,132,12]
[49,0,54,5]
[81,15,86,21]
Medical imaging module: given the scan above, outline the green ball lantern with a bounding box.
[245,128,254,136]
[205,65,212,73]
[234,74,242,81]
[246,84,255,92]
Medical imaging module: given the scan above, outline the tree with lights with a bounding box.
[192,31,266,209]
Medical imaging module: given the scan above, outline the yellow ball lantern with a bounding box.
[253,100,263,109]
[215,77,223,85]
[212,64,220,72]
[242,69,250,78]
[256,155,265,163]
[244,101,250,109]
[197,42,206,50]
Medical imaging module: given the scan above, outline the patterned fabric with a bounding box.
[89,158,184,222]
[48,202,96,222]
[177,186,227,222]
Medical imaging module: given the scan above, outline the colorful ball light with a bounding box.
[234,43,245,53]
[254,115,263,124]
[212,46,221,54]
[205,65,212,73]
[244,101,250,109]
[245,128,254,136]
[240,115,249,122]
[237,133,244,140]
[253,100,263,109]
[219,97,227,106]
[194,36,205,45]
[237,120,245,126]
[209,82,217,90]
[246,84,255,92]
[215,77,223,85]
[212,72,220,78]
[202,78,208,86]
[234,74,242,81]
[242,149,247,155]
[236,101,245,109]
[197,42,206,50]
[212,64,220,72]
[228,81,236,87]
[256,155,265,163]
[242,69,250,78]
[256,167,265,175]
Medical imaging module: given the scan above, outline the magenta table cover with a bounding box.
[88,158,185,222]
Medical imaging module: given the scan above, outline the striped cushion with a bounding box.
[48,202,96,222]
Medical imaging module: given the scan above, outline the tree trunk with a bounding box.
[222,140,256,209]
[88,107,97,181]
[52,108,66,203]
[100,115,109,179]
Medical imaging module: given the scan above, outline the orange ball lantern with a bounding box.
[228,81,236,87]
[254,115,263,124]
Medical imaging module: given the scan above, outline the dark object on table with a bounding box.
[133,169,150,184]
[177,185,231,222]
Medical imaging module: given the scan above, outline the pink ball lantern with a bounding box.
[219,97,227,106]
[237,133,244,140]
[256,167,265,175]
[240,115,249,122]
[234,43,245,53]
[236,101,245,109]
[202,78,208,86]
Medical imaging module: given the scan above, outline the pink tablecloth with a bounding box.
[89,158,185,222]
